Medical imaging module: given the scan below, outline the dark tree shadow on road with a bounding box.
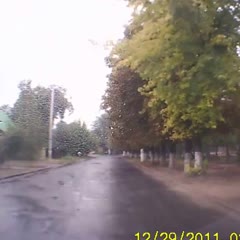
[105,158,232,239]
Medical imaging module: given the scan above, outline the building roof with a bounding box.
[0,111,14,132]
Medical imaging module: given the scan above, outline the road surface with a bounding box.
[0,156,238,240]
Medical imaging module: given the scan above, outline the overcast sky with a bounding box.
[0,0,131,127]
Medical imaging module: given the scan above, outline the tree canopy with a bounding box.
[111,0,240,140]
[100,0,240,171]
[92,114,110,153]
[12,80,73,146]
[53,121,95,157]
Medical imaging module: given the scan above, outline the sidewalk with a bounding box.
[128,158,240,217]
[0,157,83,180]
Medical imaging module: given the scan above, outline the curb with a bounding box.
[0,161,81,183]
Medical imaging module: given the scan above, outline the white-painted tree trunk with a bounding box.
[184,153,191,173]
[169,153,175,169]
[122,151,126,157]
[194,151,203,169]
[140,149,146,162]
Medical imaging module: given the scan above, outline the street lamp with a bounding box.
[48,87,55,159]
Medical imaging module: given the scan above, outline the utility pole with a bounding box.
[48,87,55,159]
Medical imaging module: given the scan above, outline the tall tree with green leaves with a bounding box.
[0,105,12,117]
[114,0,240,171]
[102,64,156,155]
[92,114,110,153]
[53,121,95,156]
[11,80,73,159]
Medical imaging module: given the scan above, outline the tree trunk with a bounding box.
[160,142,167,166]
[140,148,146,162]
[169,141,176,169]
[184,139,192,173]
[148,146,154,164]
[153,146,159,164]
[149,150,153,163]
[236,144,240,162]
[134,151,138,159]
[152,146,158,164]
[145,147,149,161]
[148,147,153,163]
[226,144,230,161]
[205,145,210,161]
[194,137,203,170]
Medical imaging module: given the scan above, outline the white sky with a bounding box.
[0,0,131,127]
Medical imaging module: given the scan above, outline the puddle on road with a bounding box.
[58,180,65,186]
[67,173,75,178]
[73,191,109,202]
[6,194,49,213]
[28,184,45,191]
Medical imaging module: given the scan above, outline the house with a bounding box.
[0,111,14,135]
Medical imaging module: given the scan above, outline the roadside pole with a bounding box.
[48,88,55,159]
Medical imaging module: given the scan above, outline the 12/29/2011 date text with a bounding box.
[135,232,240,240]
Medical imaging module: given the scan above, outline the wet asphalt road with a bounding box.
[0,156,239,240]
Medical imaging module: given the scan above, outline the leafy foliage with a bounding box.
[0,105,12,117]
[92,114,110,153]
[12,80,73,147]
[1,80,74,160]
[102,65,155,151]
[53,121,95,157]
[114,0,240,141]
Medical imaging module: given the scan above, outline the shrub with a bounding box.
[187,159,209,177]
[2,129,41,160]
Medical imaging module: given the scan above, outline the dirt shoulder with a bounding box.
[127,158,240,216]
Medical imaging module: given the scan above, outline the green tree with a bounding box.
[114,0,240,171]
[102,65,155,155]
[53,121,95,157]
[12,81,45,147]
[53,121,70,157]
[0,105,12,117]
[10,80,73,159]
[92,114,110,153]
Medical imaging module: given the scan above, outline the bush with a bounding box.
[187,167,203,176]
[187,159,209,177]
[0,137,6,163]
[16,138,40,160]
[2,129,41,160]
